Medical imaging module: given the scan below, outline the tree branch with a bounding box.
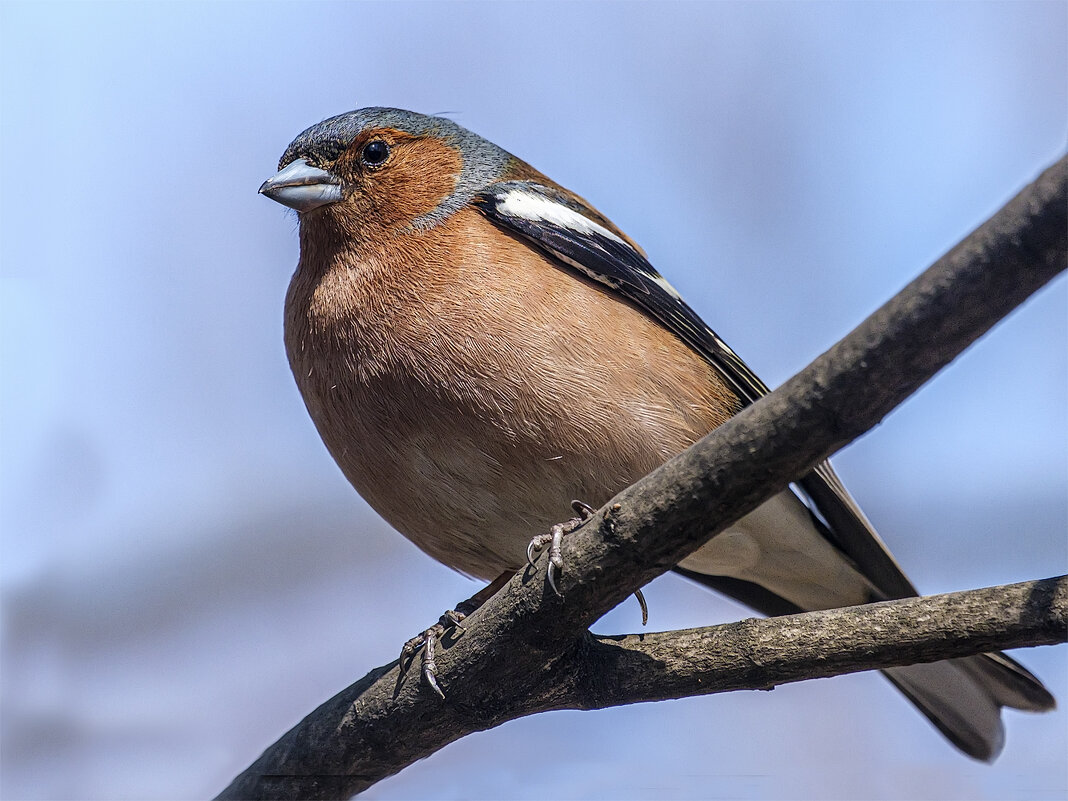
[218,154,1066,800]
[570,576,1067,708]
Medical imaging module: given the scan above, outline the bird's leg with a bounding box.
[400,570,512,699]
[527,500,649,623]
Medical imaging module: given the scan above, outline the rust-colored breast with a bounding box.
[285,205,738,579]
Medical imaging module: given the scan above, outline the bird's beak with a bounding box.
[259,158,342,212]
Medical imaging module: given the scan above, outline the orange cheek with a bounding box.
[374,137,462,224]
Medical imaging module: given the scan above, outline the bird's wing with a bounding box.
[476,181,768,402]
[475,180,916,600]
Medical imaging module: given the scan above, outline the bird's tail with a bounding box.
[883,652,1055,761]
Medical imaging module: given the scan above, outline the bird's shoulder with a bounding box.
[497,157,646,253]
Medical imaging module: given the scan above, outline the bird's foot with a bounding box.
[526,500,649,624]
[526,500,596,597]
[399,571,511,699]
[400,611,467,700]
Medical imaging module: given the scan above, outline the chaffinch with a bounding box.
[259,107,1053,760]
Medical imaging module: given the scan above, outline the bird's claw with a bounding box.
[398,572,511,700]
[570,499,596,519]
[526,499,596,597]
[400,609,469,699]
[526,532,551,569]
[527,523,567,596]
[547,532,564,597]
[634,587,649,626]
[422,635,445,700]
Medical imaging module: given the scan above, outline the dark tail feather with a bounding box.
[884,653,1053,762]
[957,651,1056,711]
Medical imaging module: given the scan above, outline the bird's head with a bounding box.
[259,107,512,235]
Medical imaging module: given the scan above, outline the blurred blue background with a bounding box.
[2,2,1065,799]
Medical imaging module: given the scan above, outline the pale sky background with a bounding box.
[1,2,1066,800]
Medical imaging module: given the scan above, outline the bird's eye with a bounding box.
[361,140,390,167]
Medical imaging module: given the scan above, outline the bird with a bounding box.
[259,106,1054,761]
